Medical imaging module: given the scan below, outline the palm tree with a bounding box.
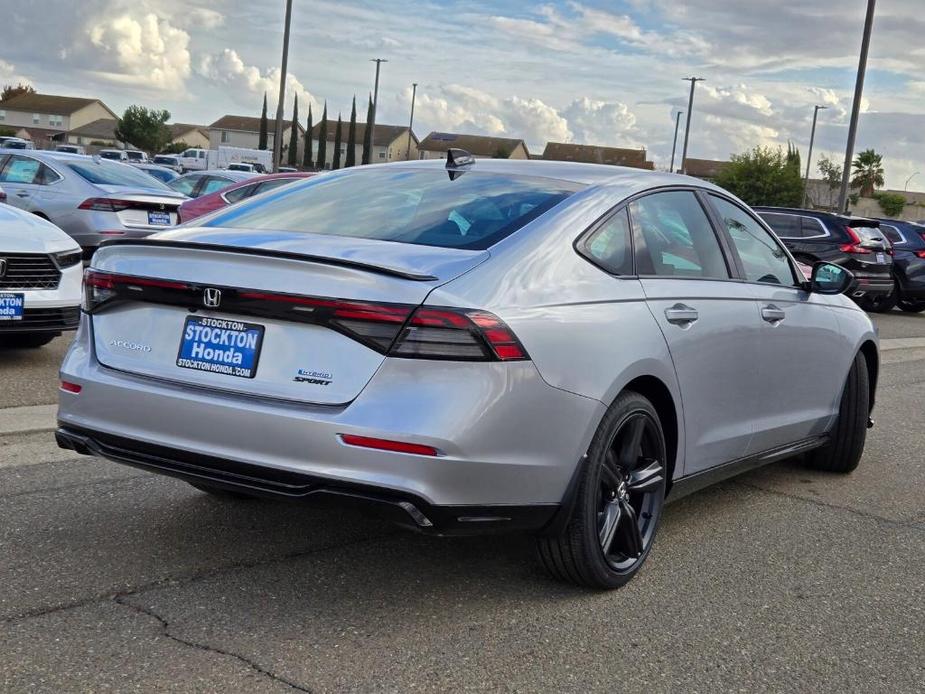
[851,148,884,198]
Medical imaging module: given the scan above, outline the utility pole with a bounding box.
[406,82,417,160]
[905,172,919,191]
[802,105,827,207]
[272,0,294,172]
[369,58,388,161]
[680,77,704,175]
[837,0,876,212]
[669,110,683,173]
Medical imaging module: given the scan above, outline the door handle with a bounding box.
[15,191,29,198]
[665,304,699,325]
[761,304,786,323]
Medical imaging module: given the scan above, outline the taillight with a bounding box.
[840,226,872,254]
[78,197,133,212]
[0,190,7,203]
[60,381,82,394]
[389,307,528,361]
[82,269,189,311]
[916,250,925,259]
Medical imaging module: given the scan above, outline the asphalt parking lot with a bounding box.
[1,313,924,692]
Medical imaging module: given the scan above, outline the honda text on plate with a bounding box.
[57,155,878,589]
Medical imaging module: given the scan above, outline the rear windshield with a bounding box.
[204,168,580,250]
[66,161,170,190]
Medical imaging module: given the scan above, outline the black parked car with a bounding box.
[755,207,893,310]
[874,219,925,313]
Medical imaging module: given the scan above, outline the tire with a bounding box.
[805,351,869,473]
[866,291,896,313]
[897,299,925,313]
[0,333,57,349]
[188,481,256,500]
[537,391,667,589]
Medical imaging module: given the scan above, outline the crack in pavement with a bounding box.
[113,595,313,693]
[733,479,925,530]
[2,531,397,625]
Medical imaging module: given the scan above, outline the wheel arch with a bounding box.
[622,375,680,493]
[859,340,878,414]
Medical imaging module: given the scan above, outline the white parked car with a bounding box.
[0,192,82,348]
[125,150,149,163]
[98,149,128,162]
[56,144,86,155]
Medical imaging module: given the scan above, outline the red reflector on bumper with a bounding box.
[339,434,439,456]
[60,381,82,393]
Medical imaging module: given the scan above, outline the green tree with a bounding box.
[332,114,343,170]
[713,146,803,207]
[851,148,884,197]
[362,94,374,165]
[303,104,313,169]
[258,92,268,151]
[113,105,171,153]
[345,96,357,167]
[0,125,15,137]
[813,156,843,209]
[317,102,328,170]
[1,83,35,101]
[288,95,299,166]
[786,141,800,172]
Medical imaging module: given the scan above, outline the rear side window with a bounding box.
[800,216,828,237]
[879,224,905,245]
[200,176,233,195]
[206,169,579,250]
[758,212,802,238]
[223,183,257,203]
[630,191,729,279]
[580,208,633,274]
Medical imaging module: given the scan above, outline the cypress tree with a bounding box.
[332,114,343,170]
[362,94,374,165]
[258,92,268,150]
[317,102,328,170]
[287,95,299,166]
[303,104,313,169]
[345,96,357,167]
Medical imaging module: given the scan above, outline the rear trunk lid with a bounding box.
[89,231,489,405]
[95,186,185,229]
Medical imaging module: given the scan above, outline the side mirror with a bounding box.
[808,261,854,295]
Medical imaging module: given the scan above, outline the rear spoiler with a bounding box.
[97,238,439,282]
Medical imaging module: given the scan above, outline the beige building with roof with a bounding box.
[208,115,303,153]
[309,122,418,169]
[418,132,529,160]
[0,93,117,148]
[543,142,654,170]
[168,123,210,149]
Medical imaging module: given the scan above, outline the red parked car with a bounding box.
[177,172,313,223]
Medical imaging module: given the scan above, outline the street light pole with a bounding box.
[905,172,920,191]
[837,0,876,212]
[369,58,388,161]
[802,105,827,207]
[406,82,417,160]
[272,0,294,172]
[669,110,683,173]
[680,77,704,175]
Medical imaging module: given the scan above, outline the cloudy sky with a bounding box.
[3,0,924,188]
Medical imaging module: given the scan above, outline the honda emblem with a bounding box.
[203,287,221,308]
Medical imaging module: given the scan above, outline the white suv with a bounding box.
[0,192,81,348]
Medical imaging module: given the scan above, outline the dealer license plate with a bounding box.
[176,315,264,379]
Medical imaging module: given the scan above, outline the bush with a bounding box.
[874,192,905,217]
[713,146,803,207]
[0,125,15,137]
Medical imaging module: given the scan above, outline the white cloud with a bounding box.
[87,12,191,91]
[562,97,637,146]
[198,49,318,113]
[0,60,32,88]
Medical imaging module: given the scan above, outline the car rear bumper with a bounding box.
[849,274,893,298]
[57,315,604,519]
[55,425,559,535]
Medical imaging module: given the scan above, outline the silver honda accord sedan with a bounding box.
[56,155,878,589]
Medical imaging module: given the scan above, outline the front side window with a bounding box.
[206,169,579,250]
[580,207,633,275]
[710,195,796,286]
[630,191,729,279]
